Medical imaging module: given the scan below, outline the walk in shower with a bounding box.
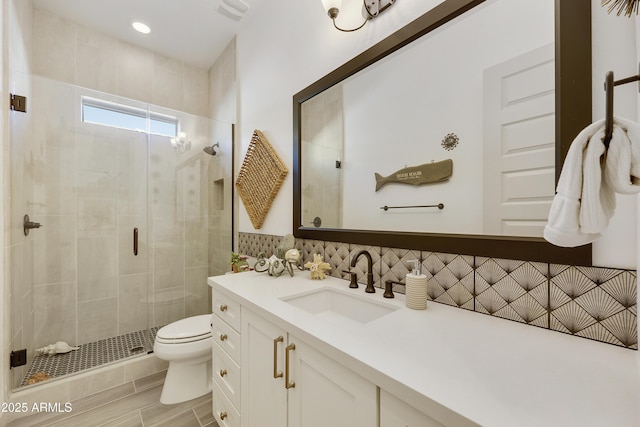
[5,0,238,391]
[8,73,233,389]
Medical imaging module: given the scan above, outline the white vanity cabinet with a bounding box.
[211,289,242,427]
[380,389,445,427]
[208,273,640,427]
[242,308,378,427]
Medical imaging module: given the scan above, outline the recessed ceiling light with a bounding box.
[131,20,151,34]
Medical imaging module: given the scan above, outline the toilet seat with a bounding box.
[156,314,212,344]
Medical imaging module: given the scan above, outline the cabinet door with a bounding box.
[380,389,445,427]
[287,334,378,427]
[242,310,287,427]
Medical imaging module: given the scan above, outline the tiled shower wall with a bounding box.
[25,6,218,335]
[300,83,343,229]
[239,232,638,350]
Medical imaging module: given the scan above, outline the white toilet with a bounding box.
[153,314,213,404]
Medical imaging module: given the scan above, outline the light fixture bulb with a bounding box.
[131,20,151,34]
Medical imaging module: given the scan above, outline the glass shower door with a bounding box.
[14,77,153,387]
[11,73,226,390]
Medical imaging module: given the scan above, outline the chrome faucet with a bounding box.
[350,250,375,293]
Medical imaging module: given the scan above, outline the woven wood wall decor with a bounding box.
[236,130,288,229]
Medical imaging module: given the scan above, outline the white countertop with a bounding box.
[208,271,640,427]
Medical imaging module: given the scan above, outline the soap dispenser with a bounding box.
[406,260,427,310]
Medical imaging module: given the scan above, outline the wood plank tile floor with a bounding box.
[7,371,219,427]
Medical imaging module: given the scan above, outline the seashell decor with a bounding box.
[304,254,332,280]
[35,341,79,356]
[255,234,304,277]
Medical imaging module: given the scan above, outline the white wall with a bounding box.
[236,0,446,235]
[236,0,639,269]
[591,0,638,269]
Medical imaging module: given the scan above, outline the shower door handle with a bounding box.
[133,228,138,256]
[23,214,42,236]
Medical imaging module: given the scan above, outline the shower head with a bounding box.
[203,142,219,156]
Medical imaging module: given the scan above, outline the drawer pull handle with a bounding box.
[285,343,296,389]
[219,334,228,341]
[219,411,228,420]
[219,304,228,312]
[273,336,284,379]
[219,369,227,377]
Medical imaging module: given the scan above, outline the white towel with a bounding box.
[544,117,640,247]
[605,116,640,194]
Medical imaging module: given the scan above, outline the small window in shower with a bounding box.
[81,97,178,137]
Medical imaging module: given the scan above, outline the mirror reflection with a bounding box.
[301,0,555,237]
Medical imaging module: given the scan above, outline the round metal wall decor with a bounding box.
[441,133,459,151]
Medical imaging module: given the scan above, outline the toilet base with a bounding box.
[160,358,212,404]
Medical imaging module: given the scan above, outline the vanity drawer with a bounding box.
[212,341,241,410]
[212,290,241,332]
[213,380,241,427]
[211,314,241,362]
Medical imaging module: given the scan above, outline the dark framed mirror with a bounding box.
[293,0,592,265]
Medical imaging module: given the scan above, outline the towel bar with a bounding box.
[380,203,444,211]
[603,62,640,148]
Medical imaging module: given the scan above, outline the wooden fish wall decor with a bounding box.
[374,159,453,191]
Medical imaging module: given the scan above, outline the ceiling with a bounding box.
[32,0,265,69]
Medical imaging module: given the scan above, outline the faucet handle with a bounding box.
[342,270,359,288]
[383,280,396,298]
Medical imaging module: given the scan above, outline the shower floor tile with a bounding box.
[21,327,162,387]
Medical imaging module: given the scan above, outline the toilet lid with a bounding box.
[156,314,212,340]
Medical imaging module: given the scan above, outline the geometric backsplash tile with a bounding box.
[323,241,350,280]
[238,232,638,350]
[238,232,261,258]
[425,252,474,310]
[380,247,422,292]
[550,265,637,349]
[301,239,326,268]
[475,258,549,328]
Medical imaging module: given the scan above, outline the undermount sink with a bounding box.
[280,287,398,325]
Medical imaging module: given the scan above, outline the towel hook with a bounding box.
[603,62,640,149]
